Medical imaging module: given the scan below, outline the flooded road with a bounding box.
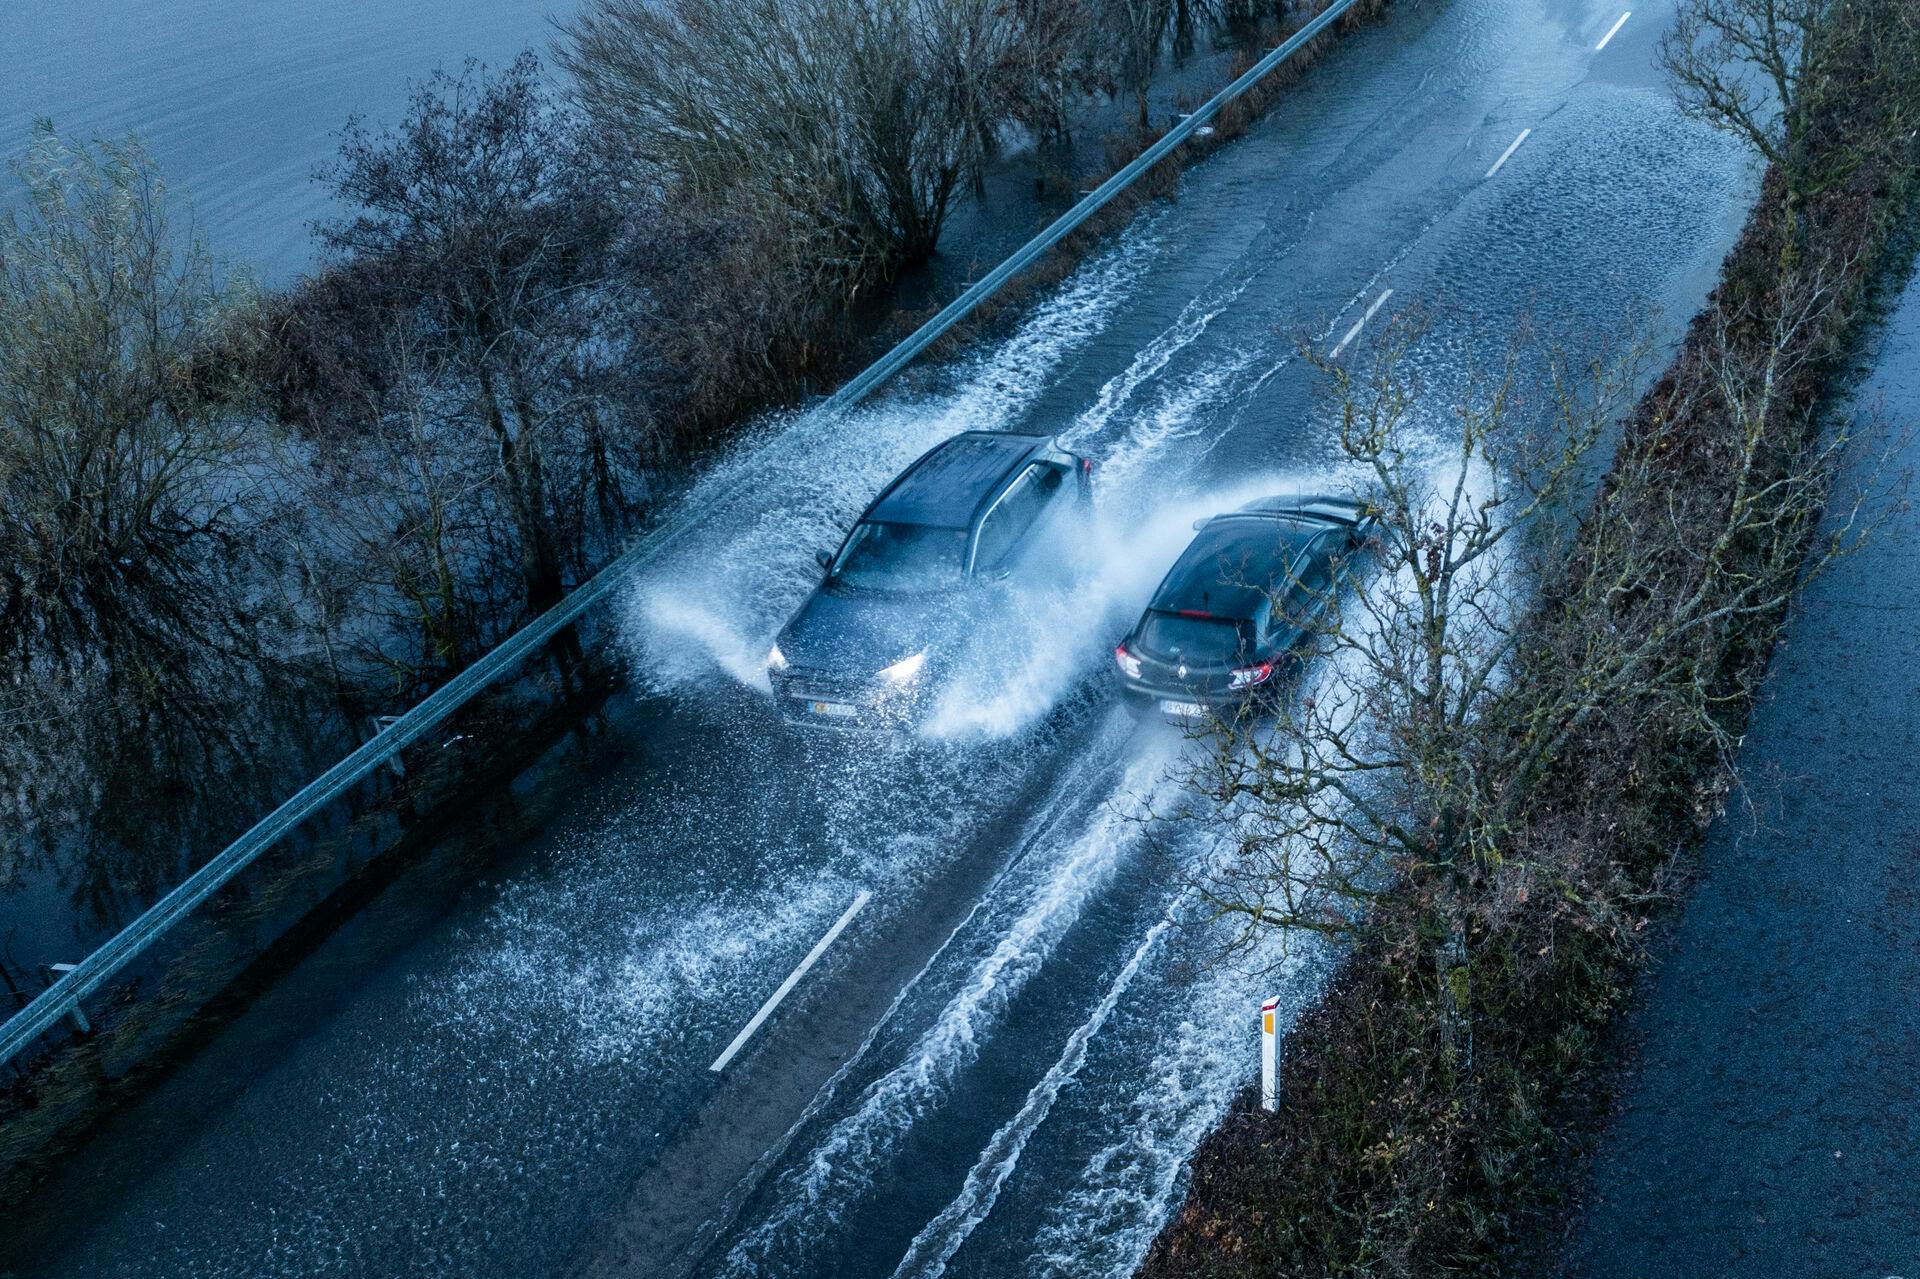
[0,0,1759,1275]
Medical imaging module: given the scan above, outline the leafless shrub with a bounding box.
[265,55,656,702]
[563,0,1085,267]
[1175,287,1879,1072]
[0,125,307,887]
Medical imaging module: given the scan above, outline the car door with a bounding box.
[1294,531,1344,624]
[971,462,1070,578]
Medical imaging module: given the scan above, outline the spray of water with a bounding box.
[714,740,1176,1278]
[917,465,1370,742]
[623,230,1160,696]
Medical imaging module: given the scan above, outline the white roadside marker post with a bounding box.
[1260,996,1280,1111]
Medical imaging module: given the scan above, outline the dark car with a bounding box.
[1113,495,1377,718]
[768,431,1093,727]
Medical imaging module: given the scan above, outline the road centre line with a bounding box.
[1596,10,1632,50]
[1485,127,1533,179]
[1329,288,1396,358]
[710,889,873,1074]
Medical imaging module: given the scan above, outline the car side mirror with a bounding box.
[815,549,832,571]
[1192,517,1210,531]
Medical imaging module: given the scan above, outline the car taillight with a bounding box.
[1082,457,1093,476]
[1114,644,1142,679]
[1229,662,1274,689]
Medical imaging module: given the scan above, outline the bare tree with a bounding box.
[275,313,501,698]
[1171,322,1625,1063]
[1174,293,1873,1073]
[1660,0,1919,265]
[310,53,639,623]
[0,125,303,889]
[563,0,1073,267]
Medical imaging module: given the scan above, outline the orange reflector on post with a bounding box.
[1260,996,1280,1111]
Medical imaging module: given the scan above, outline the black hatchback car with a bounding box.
[1113,495,1377,718]
[768,431,1092,727]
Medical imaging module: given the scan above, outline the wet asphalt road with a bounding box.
[0,1,1761,1276]
[1552,251,1920,1279]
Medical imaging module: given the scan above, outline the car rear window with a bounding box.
[1135,611,1252,663]
[1152,518,1319,618]
[831,521,967,591]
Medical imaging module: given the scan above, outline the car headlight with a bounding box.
[767,643,789,671]
[877,650,927,685]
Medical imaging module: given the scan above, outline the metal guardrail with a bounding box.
[0,0,1363,1070]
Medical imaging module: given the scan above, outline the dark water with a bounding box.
[0,0,1762,1275]
[0,0,568,280]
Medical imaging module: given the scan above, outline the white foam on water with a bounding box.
[445,865,861,1068]
[1019,928,1325,1278]
[889,917,1176,1279]
[1062,274,1258,448]
[1079,341,1268,494]
[623,229,1162,695]
[714,742,1178,1278]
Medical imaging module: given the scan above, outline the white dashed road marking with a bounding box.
[710,889,873,1073]
[1485,128,1532,179]
[1330,288,1395,358]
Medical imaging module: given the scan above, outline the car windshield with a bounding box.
[1135,611,1252,663]
[830,521,968,592]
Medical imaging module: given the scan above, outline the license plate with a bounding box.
[809,700,858,718]
[1160,699,1207,718]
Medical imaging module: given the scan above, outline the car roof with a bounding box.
[1149,514,1326,619]
[1232,495,1368,525]
[867,432,1052,529]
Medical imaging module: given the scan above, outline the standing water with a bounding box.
[0,0,569,279]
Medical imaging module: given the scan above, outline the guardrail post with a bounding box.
[370,715,406,778]
[45,965,91,1035]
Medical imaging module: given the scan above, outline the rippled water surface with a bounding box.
[1,0,567,278]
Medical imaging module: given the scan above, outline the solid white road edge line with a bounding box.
[1596,11,1632,51]
[710,889,873,1074]
[1485,128,1533,179]
[1330,287,1396,358]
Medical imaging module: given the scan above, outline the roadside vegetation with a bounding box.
[0,133,317,905]
[1142,0,1920,1272]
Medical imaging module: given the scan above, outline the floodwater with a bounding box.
[0,0,568,279]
